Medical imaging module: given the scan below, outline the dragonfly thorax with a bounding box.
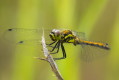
[49,29,77,43]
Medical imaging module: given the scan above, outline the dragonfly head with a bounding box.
[49,29,61,41]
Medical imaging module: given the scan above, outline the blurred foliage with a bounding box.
[0,0,119,80]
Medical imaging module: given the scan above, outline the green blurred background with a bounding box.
[0,0,119,80]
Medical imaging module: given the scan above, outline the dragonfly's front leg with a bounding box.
[46,41,56,48]
[49,41,59,52]
[50,41,60,54]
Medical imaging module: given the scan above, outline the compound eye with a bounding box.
[51,29,60,36]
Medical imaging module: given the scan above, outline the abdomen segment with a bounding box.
[80,40,110,50]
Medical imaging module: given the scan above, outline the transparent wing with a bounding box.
[73,31,87,40]
[1,27,52,46]
[80,44,110,62]
[73,31,110,62]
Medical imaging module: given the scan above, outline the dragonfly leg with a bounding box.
[49,41,59,52]
[46,41,56,47]
[50,41,60,54]
[47,41,56,45]
[53,43,66,60]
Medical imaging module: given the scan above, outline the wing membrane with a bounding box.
[80,44,109,62]
[2,28,52,45]
[72,31,87,40]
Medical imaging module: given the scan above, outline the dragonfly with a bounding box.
[48,29,110,60]
[1,27,110,61]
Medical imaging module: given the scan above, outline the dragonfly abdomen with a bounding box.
[80,40,110,50]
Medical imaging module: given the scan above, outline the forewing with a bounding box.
[2,27,52,45]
